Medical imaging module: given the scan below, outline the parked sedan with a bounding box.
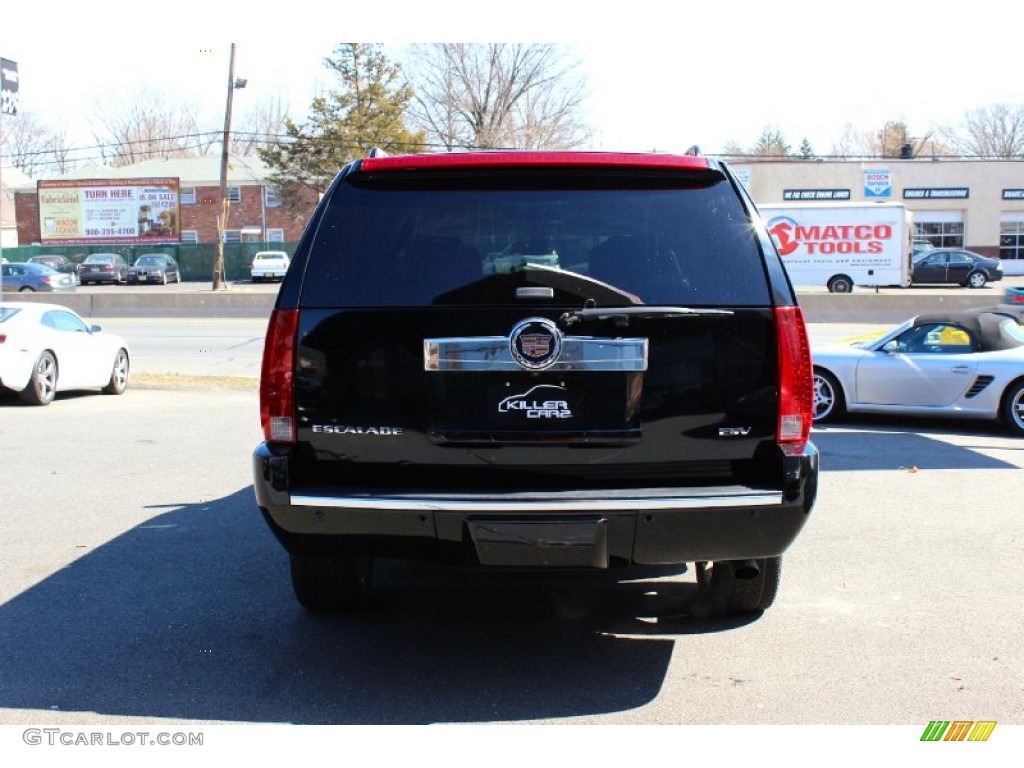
[0,302,130,405]
[2,262,77,293]
[127,253,181,285]
[249,250,290,282]
[911,248,1003,288]
[812,309,1024,435]
[78,253,130,285]
[29,254,80,284]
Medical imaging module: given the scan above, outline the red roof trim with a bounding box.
[359,151,711,172]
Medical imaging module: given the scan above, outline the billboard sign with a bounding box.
[37,178,180,245]
[0,58,17,116]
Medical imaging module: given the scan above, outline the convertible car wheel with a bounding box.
[813,369,845,422]
[1004,382,1024,436]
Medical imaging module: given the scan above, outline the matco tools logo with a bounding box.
[920,720,997,742]
[509,318,562,370]
[767,216,892,256]
[498,384,573,419]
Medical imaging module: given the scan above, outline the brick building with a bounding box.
[12,154,315,247]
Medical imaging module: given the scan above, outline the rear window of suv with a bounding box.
[300,168,770,307]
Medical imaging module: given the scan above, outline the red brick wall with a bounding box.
[181,185,315,242]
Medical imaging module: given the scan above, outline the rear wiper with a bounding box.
[560,306,734,328]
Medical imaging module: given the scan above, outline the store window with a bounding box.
[999,216,1024,261]
[181,230,199,244]
[180,187,196,205]
[266,228,285,242]
[224,230,241,243]
[913,212,964,248]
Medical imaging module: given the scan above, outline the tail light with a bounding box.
[104,264,114,272]
[775,306,813,452]
[260,308,299,444]
[42,276,54,285]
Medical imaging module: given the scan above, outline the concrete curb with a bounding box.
[5,285,1021,324]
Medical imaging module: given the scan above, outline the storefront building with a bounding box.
[730,159,1024,275]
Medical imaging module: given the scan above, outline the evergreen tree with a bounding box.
[798,138,815,160]
[752,125,791,158]
[259,44,425,206]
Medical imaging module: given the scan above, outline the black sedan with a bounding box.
[911,248,1003,288]
[78,253,130,285]
[127,253,181,285]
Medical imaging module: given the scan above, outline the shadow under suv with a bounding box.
[253,150,818,616]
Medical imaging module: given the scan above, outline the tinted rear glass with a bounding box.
[300,169,770,307]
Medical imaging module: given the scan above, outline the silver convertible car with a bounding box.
[812,307,1024,436]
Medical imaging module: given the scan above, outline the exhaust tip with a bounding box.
[733,559,761,580]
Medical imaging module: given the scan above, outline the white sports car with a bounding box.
[0,302,130,405]
[812,307,1024,436]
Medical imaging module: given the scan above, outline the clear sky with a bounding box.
[2,0,1021,162]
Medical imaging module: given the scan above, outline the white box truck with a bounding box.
[758,202,913,293]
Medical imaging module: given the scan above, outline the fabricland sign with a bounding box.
[1002,189,1024,200]
[37,178,181,245]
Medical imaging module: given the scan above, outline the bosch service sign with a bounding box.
[864,168,892,198]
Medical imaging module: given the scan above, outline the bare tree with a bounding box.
[831,120,950,158]
[90,89,218,166]
[407,43,590,150]
[0,110,66,177]
[233,95,291,155]
[942,103,1024,157]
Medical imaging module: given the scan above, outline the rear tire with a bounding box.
[827,275,853,293]
[697,557,782,615]
[102,348,130,395]
[813,368,845,422]
[20,351,57,405]
[966,271,987,288]
[290,554,374,611]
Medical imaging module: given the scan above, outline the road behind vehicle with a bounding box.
[253,149,818,617]
[759,201,913,293]
[911,248,1003,288]
[250,251,290,282]
[0,302,130,405]
[2,262,76,293]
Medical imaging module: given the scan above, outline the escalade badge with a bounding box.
[509,318,562,370]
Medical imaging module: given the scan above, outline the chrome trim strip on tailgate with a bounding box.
[291,492,783,512]
[424,335,648,372]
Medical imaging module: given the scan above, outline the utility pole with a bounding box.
[212,43,238,291]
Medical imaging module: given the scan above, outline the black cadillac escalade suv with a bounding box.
[253,150,818,615]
